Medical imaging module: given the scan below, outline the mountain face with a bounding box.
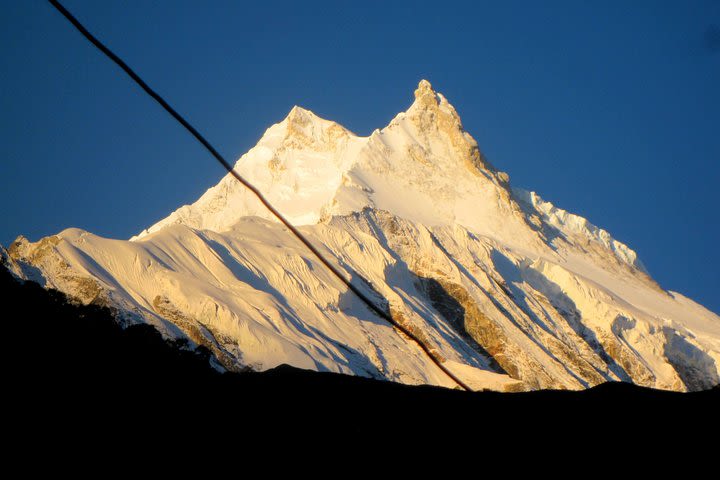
[5,80,719,392]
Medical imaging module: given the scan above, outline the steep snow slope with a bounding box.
[6,81,719,391]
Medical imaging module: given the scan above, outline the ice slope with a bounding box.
[6,80,719,391]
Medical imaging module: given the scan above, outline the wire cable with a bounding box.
[47,0,472,391]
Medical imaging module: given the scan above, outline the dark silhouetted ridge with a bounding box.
[2,263,718,456]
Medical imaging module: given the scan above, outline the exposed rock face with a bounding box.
[410,79,494,177]
[152,295,247,372]
[7,81,720,392]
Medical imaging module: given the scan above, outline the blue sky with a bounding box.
[1,1,718,312]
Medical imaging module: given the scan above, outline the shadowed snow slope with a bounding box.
[6,80,719,392]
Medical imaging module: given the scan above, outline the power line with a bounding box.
[47,0,472,391]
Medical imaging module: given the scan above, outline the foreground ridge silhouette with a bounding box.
[3,263,718,445]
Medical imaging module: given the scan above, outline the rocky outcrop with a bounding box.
[152,295,247,372]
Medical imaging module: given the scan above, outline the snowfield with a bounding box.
[6,80,719,391]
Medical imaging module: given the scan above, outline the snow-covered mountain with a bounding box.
[5,80,719,391]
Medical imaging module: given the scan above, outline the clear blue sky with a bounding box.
[1,1,718,313]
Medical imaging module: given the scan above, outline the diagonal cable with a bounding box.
[47,0,472,391]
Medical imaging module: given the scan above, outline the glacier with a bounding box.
[5,80,719,392]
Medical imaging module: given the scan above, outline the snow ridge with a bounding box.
[513,188,646,272]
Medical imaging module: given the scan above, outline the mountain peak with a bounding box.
[410,79,446,113]
[414,79,436,99]
[404,79,463,128]
[397,80,498,179]
[283,105,324,134]
[266,105,355,152]
[286,105,315,124]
